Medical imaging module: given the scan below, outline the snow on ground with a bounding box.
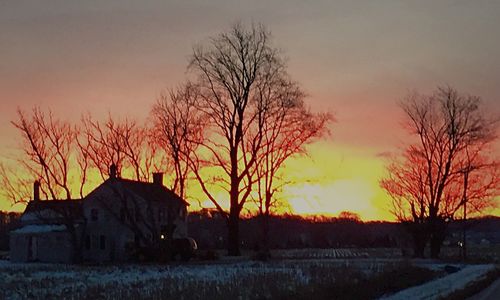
[0,256,495,299]
[381,264,496,300]
[0,260,314,299]
[0,257,403,299]
[273,248,369,259]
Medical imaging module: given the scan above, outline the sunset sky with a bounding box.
[1,1,499,220]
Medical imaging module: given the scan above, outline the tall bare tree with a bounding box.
[187,23,304,255]
[381,86,499,258]
[151,82,203,199]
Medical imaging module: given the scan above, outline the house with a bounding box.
[10,166,189,263]
[9,192,84,263]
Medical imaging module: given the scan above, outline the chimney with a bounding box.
[33,180,40,201]
[153,172,163,186]
[109,164,117,179]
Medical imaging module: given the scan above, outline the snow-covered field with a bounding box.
[273,248,369,259]
[0,258,403,299]
[0,256,494,300]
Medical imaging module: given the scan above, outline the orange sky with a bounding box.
[1,1,499,220]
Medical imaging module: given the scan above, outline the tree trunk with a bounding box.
[406,222,428,258]
[429,218,446,259]
[262,212,270,252]
[412,233,426,258]
[430,235,443,258]
[227,148,241,256]
[256,211,271,260]
[430,231,445,259]
[227,209,240,256]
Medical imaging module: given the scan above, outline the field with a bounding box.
[0,248,497,300]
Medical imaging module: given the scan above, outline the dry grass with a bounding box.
[0,258,443,300]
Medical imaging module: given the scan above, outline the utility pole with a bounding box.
[461,162,471,262]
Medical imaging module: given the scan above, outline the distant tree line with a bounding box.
[188,212,500,252]
[188,211,400,250]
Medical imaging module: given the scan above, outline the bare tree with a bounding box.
[252,82,332,253]
[12,107,78,200]
[186,23,312,255]
[0,162,32,205]
[10,107,88,263]
[151,82,203,199]
[380,86,499,258]
[78,114,154,182]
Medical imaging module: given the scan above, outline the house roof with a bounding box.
[25,199,83,215]
[20,177,188,220]
[12,224,67,234]
[103,178,189,207]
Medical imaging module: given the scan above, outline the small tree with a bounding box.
[252,84,331,253]
[12,107,79,200]
[151,83,203,199]
[78,114,155,182]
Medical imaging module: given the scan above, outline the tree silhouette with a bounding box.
[10,108,88,262]
[252,83,331,254]
[12,107,79,200]
[381,86,499,258]
[78,114,156,182]
[186,23,312,255]
[338,211,361,222]
[151,82,203,199]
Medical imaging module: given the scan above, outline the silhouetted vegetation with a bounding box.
[188,210,406,251]
[0,211,21,251]
[180,23,332,256]
[187,212,498,252]
[381,86,499,258]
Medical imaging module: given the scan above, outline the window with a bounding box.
[91,208,98,221]
[100,235,106,250]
